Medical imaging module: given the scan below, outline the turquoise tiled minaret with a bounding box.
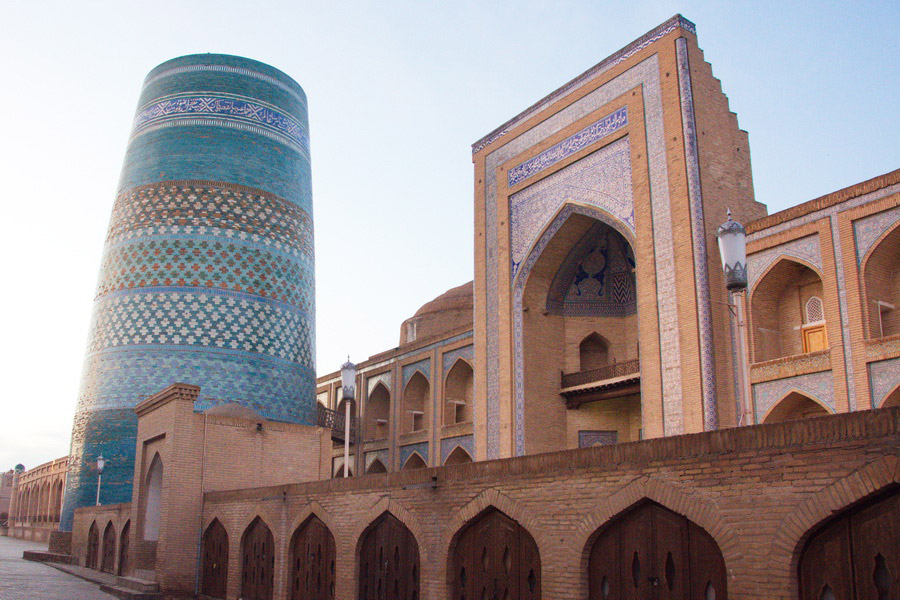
[60,54,315,530]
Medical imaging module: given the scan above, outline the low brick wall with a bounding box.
[203,407,898,600]
[72,503,132,570]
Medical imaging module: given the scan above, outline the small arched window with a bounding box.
[805,296,824,324]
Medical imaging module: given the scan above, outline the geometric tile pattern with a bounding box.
[868,357,900,409]
[853,205,900,263]
[399,442,429,467]
[133,93,310,157]
[748,235,822,290]
[440,434,475,464]
[97,238,313,309]
[509,136,634,280]
[402,359,431,388]
[578,430,618,448]
[106,183,314,260]
[86,290,314,366]
[752,370,835,422]
[507,106,627,187]
[441,344,474,375]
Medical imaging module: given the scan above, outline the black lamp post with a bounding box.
[95,455,105,506]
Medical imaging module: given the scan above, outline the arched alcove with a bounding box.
[763,391,831,424]
[444,359,474,426]
[241,517,275,600]
[401,372,430,435]
[332,463,353,478]
[202,519,228,599]
[444,446,473,466]
[862,223,900,339]
[798,486,898,599]
[881,385,900,409]
[365,382,391,441]
[289,515,335,600]
[366,459,388,475]
[358,512,420,600]
[449,507,541,599]
[143,453,163,541]
[750,258,827,362]
[587,500,727,599]
[101,521,116,574]
[402,452,427,471]
[522,213,640,453]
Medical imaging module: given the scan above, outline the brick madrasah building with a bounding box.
[5,14,898,600]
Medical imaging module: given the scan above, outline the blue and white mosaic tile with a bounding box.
[868,357,900,408]
[752,370,835,422]
[853,206,900,263]
[440,435,475,464]
[402,359,431,388]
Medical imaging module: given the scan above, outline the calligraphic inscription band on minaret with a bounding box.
[60,54,315,529]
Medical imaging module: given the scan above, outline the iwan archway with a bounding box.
[515,205,641,455]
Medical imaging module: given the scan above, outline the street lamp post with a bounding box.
[340,359,357,478]
[717,210,752,426]
[95,455,105,506]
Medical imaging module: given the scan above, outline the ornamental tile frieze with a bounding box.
[749,350,831,384]
[507,106,627,187]
[865,334,900,362]
[853,205,900,263]
[867,357,900,408]
[752,370,835,422]
[133,93,310,155]
[747,235,822,290]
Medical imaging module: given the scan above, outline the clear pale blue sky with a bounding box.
[0,1,897,470]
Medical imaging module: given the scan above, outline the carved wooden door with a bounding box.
[86,522,99,570]
[358,513,420,600]
[800,488,898,600]
[802,325,828,353]
[450,509,540,600]
[290,516,336,600]
[101,523,116,573]
[202,519,229,599]
[588,502,727,600]
[118,521,130,576]
[242,518,275,600]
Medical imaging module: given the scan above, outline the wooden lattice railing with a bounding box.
[561,358,640,389]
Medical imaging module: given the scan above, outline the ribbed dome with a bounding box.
[400,282,473,345]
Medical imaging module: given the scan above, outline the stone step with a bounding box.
[22,550,73,564]
[115,575,160,593]
[99,584,163,600]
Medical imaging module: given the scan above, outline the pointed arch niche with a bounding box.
[402,452,427,471]
[366,458,388,475]
[143,453,163,541]
[518,211,640,454]
[365,382,390,441]
[862,223,900,339]
[444,359,474,426]
[750,258,828,362]
[401,372,430,435]
[444,445,473,466]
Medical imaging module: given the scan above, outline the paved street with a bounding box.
[0,536,114,600]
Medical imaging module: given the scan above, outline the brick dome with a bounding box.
[400,281,473,345]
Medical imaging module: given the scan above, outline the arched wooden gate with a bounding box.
[449,508,541,600]
[202,519,229,599]
[86,521,99,570]
[290,515,336,600]
[358,512,420,600]
[241,517,275,600]
[101,522,116,573]
[799,487,898,599]
[588,501,727,600]
[118,521,131,576]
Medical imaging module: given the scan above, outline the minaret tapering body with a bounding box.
[60,54,315,529]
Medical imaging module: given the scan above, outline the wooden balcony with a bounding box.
[317,404,358,444]
[560,358,641,409]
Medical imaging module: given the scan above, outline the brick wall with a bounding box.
[201,407,898,600]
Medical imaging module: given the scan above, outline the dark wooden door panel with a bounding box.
[290,516,336,600]
[359,513,420,600]
[118,522,130,576]
[202,520,229,599]
[850,492,898,600]
[87,523,99,570]
[242,518,275,600]
[101,524,116,574]
[588,502,728,600]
